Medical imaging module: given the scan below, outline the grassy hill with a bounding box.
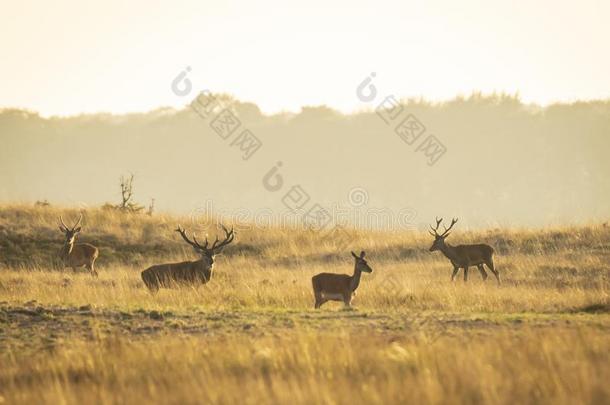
[2,203,609,270]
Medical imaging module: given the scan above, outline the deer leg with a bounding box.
[147,282,159,294]
[314,292,323,309]
[477,264,488,281]
[486,259,501,285]
[148,282,160,294]
[451,266,460,282]
[463,266,469,282]
[142,272,160,293]
[88,260,98,278]
[343,292,352,307]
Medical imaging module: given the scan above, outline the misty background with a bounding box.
[1,93,609,229]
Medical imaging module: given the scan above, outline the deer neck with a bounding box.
[197,258,214,282]
[439,241,459,262]
[61,240,75,259]
[350,266,363,292]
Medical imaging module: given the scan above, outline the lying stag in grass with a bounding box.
[58,214,99,277]
[312,251,373,309]
[141,224,235,292]
[428,217,500,284]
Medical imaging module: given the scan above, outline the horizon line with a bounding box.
[2,91,610,120]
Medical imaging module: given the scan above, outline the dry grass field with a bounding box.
[0,205,609,404]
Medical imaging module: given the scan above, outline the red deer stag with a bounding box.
[58,214,99,277]
[311,251,373,309]
[141,224,235,292]
[428,217,500,284]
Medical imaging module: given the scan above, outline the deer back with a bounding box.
[453,243,494,265]
[144,258,212,287]
[312,273,352,294]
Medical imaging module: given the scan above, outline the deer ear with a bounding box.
[360,251,366,258]
[351,251,359,259]
[59,226,66,232]
[442,232,450,238]
[74,227,82,233]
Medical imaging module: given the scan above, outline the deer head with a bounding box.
[351,250,373,273]
[428,217,458,251]
[58,214,83,246]
[175,224,235,267]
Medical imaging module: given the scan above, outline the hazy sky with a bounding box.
[2,0,609,116]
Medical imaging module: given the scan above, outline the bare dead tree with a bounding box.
[119,174,133,209]
[117,174,144,213]
[147,198,155,216]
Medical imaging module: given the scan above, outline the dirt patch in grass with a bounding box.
[2,302,609,354]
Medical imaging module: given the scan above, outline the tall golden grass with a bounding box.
[0,259,607,313]
[2,328,608,405]
[0,204,609,404]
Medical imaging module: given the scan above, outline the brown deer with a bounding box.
[312,251,373,309]
[428,217,500,284]
[58,214,99,277]
[141,224,235,292]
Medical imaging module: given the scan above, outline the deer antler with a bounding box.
[176,224,235,253]
[72,213,83,230]
[59,214,83,232]
[192,232,209,250]
[441,218,458,237]
[211,224,234,252]
[429,217,443,236]
[59,216,69,232]
[175,225,205,250]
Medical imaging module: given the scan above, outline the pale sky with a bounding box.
[1,0,609,116]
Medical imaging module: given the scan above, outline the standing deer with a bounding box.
[58,214,99,277]
[428,217,500,284]
[311,251,373,309]
[141,224,234,292]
